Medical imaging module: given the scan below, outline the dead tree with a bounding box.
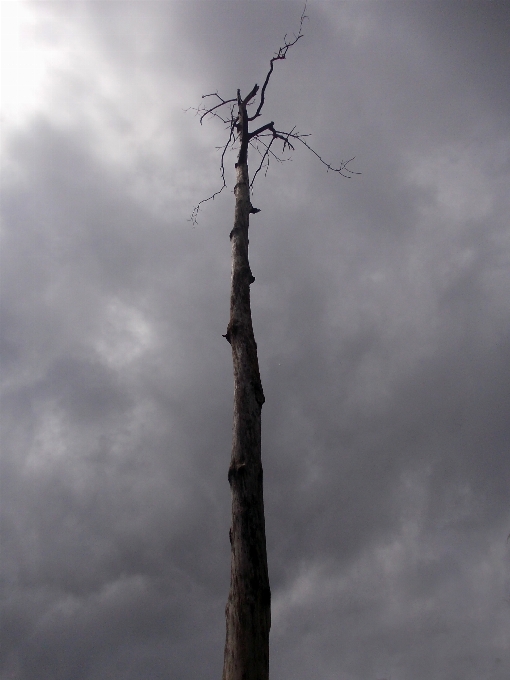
[191,5,358,680]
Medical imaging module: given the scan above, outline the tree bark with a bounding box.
[222,94,270,680]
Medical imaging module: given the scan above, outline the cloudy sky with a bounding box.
[1,1,509,679]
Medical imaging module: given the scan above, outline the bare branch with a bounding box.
[243,84,260,106]
[200,99,235,124]
[202,92,236,106]
[189,0,359,223]
[293,136,360,177]
[185,94,236,126]
[250,136,288,169]
[248,125,301,188]
[248,122,275,140]
[248,1,308,122]
[248,121,361,181]
[197,92,237,124]
[189,117,236,225]
[250,136,277,188]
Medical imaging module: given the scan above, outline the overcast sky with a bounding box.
[1,2,509,679]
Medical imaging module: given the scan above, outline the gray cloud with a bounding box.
[1,2,509,679]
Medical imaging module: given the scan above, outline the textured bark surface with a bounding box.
[222,96,270,680]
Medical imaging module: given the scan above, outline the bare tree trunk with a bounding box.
[192,13,356,676]
[222,94,270,680]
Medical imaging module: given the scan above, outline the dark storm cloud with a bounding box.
[1,117,232,679]
[1,2,509,680]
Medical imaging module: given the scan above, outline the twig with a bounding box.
[188,1,359,222]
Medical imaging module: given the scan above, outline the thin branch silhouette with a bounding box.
[188,0,359,224]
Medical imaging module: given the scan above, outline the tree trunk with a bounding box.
[222,94,270,680]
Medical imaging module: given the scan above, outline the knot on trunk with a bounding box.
[228,462,247,485]
[222,320,239,344]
